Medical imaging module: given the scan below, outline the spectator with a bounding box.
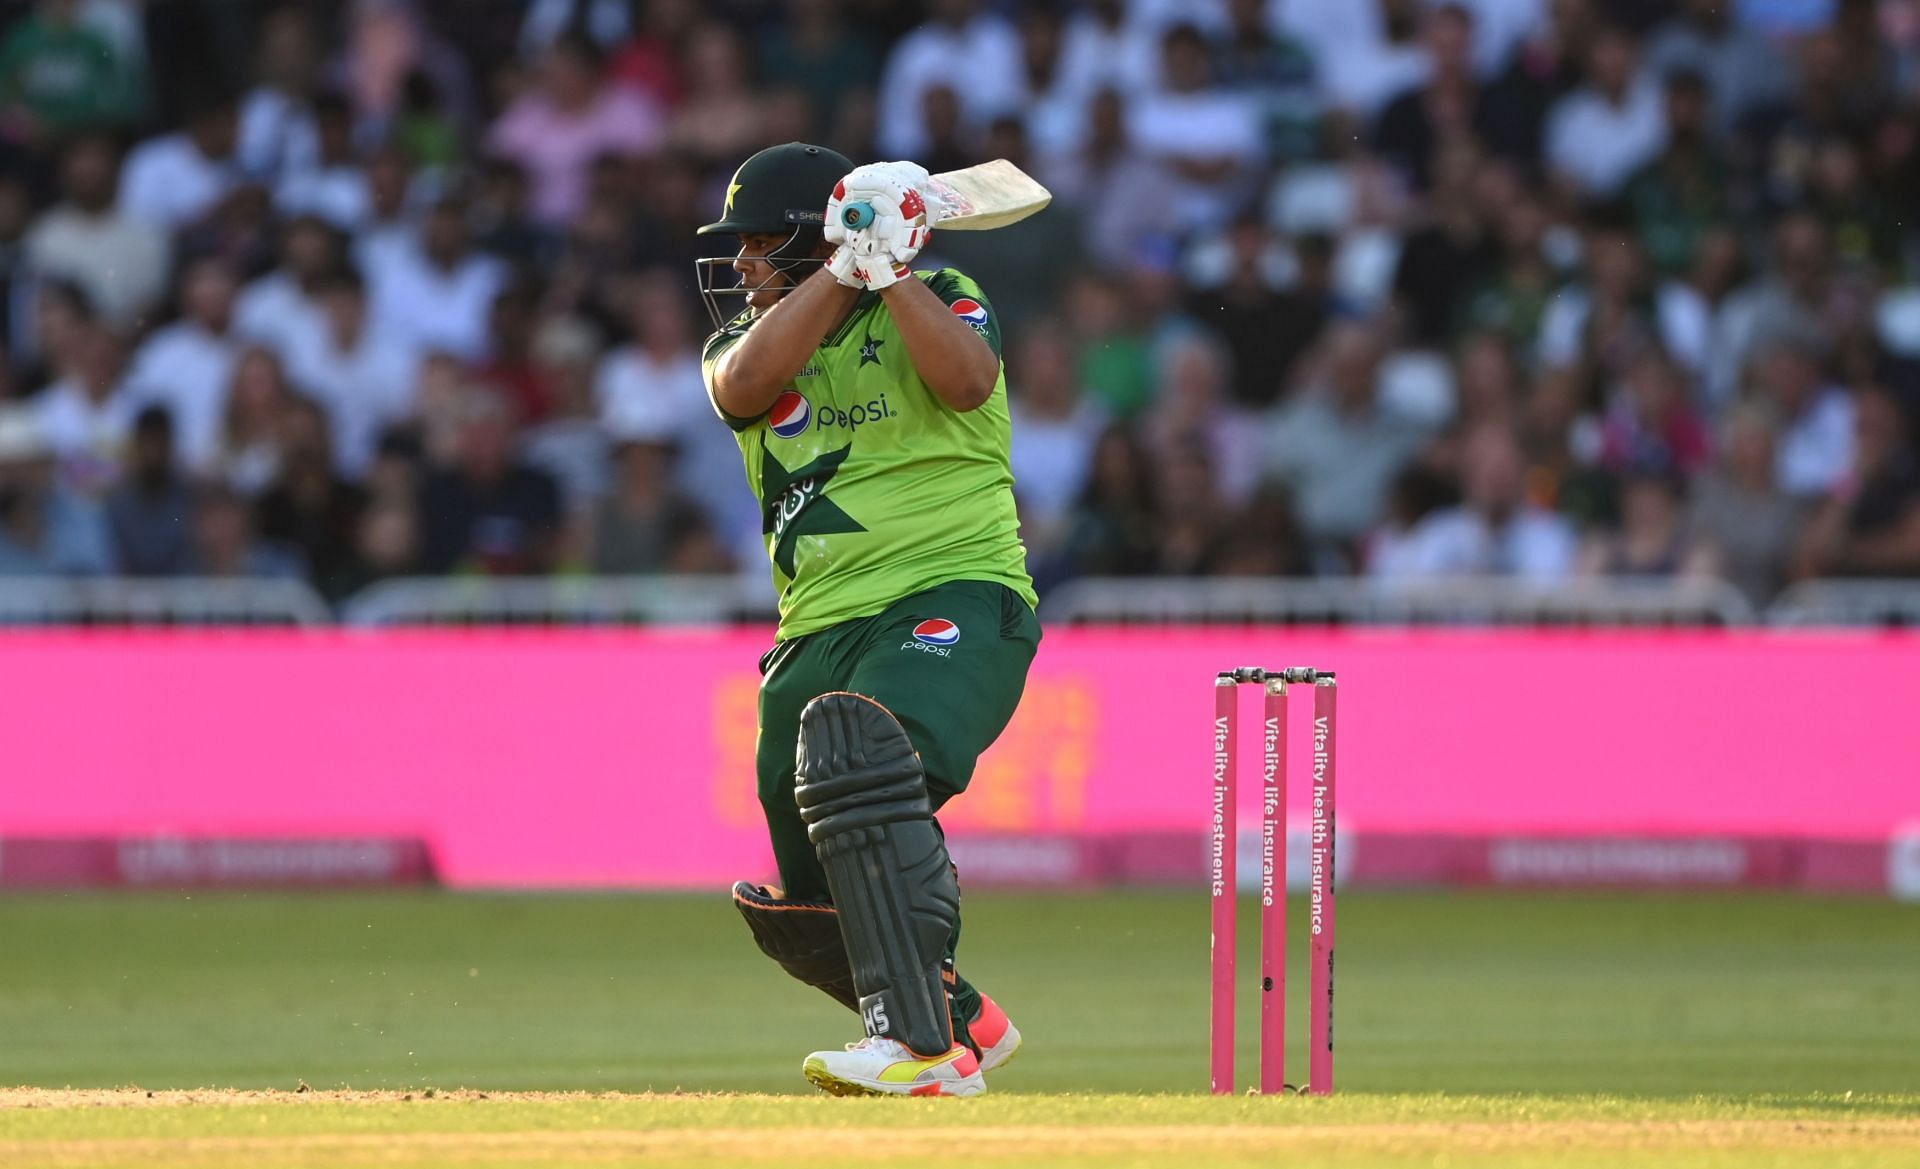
[416,387,561,574]
[104,405,194,574]
[1293,0,1430,120]
[1392,140,1500,347]
[1709,217,1853,404]
[236,4,322,184]
[234,214,341,359]
[1753,339,1855,498]
[1266,324,1433,559]
[1214,481,1309,576]
[1579,467,1720,578]
[1063,272,1154,420]
[875,0,1022,158]
[0,406,115,575]
[0,0,139,140]
[469,155,548,266]
[472,281,558,426]
[606,0,697,109]
[1145,333,1263,505]
[1153,438,1227,574]
[213,347,294,497]
[1793,386,1920,578]
[23,134,169,330]
[757,0,879,142]
[352,144,419,277]
[276,94,374,230]
[1127,24,1263,235]
[1621,69,1729,278]
[118,89,242,230]
[487,30,662,225]
[1214,0,1319,165]
[1373,4,1492,193]
[589,433,726,574]
[327,494,419,599]
[1054,0,1157,106]
[1046,423,1159,588]
[595,271,747,546]
[1187,222,1329,408]
[1802,137,1902,280]
[287,267,416,480]
[1007,328,1104,552]
[1642,0,1793,135]
[255,395,367,593]
[20,277,92,394]
[1690,401,1804,603]
[665,24,766,169]
[34,318,127,490]
[520,314,610,530]
[365,193,505,363]
[184,485,301,577]
[1042,90,1160,272]
[1544,24,1666,198]
[1478,0,1593,169]
[334,0,475,142]
[1537,219,1673,382]
[121,257,242,472]
[1374,423,1578,580]
[1596,349,1711,478]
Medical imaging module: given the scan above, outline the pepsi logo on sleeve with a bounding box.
[768,390,812,438]
[949,299,989,333]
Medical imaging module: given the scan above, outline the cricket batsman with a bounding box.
[695,143,1039,1098]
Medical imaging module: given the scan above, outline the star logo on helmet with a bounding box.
[725,182,743,214]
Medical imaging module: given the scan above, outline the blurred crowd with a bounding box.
[3,0,1920,608]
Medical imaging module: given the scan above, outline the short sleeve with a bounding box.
[700,326,762,431]
[920,268,1003,360]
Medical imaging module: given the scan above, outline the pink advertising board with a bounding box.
[0,629,1915,888]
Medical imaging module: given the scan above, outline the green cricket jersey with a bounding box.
[700,269,1036,641]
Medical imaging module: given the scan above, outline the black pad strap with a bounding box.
[731,882,858,1012]
[795,692,959,1058]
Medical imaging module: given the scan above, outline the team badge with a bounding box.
[949,299,989,331]
[912,619,961,646]
[769,391,812,438]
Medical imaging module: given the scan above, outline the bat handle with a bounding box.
[840,202,876,231]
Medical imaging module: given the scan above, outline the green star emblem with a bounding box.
[859,336,885,366]
[760,444,865,578]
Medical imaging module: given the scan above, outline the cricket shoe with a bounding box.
[802,1036,985,1098]
[971,993,1023,1074]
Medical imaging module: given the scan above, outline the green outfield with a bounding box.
[1,891,1916,1167]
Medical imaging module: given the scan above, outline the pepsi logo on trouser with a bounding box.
[902,619,960,656]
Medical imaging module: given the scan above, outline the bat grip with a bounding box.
[840,202,876,231]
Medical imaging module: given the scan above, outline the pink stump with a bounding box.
[1309,677,1338,1094]
[1210,677,1237,1095]
[1259,678,1287,1094]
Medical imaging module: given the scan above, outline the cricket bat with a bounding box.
[839,159,1051,234]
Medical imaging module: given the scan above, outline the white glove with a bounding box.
[824,161,933,268]
[827,243,912,290]
[826,244,863,289]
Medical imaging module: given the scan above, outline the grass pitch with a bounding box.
[0,891,1915,1167]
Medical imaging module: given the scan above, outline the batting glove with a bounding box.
[824,161,933,267]
[826,245,864,289]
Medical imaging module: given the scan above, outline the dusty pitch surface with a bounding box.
[3,1090,1918,1169]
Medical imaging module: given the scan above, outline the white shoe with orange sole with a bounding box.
[802,1035,986,1097]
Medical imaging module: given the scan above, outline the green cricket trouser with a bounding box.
[755,578,1041,1036]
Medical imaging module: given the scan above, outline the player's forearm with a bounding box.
[879,278,999,412]
[710,272,861,418]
